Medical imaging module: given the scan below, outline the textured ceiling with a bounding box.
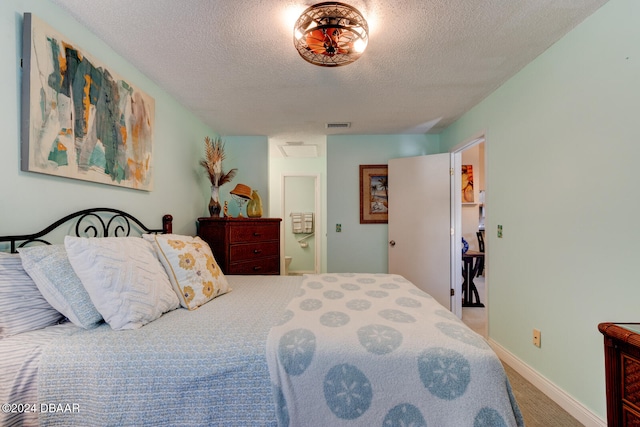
[49,0,608,139]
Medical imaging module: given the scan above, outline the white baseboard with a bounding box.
[488,338,605,427]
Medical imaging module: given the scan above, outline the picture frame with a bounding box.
[359,164,388,224]
[462,164,474,203]
[21,13,155,191]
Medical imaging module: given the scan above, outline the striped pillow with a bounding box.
[0,252,66,339]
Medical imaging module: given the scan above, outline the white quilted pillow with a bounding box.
[64,236,180,330]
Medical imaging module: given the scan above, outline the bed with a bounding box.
[0,208,524,427]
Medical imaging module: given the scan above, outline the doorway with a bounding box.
[387,139,485,323]
[454,136,486,336]
[281,174,320,275]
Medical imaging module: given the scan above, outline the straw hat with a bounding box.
[230,183,252,199]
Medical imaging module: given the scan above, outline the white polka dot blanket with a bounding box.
[266,273,524,427]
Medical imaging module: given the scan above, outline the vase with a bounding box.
[462,237,469,254]
[246,190,263,218]
[209,186,222,217]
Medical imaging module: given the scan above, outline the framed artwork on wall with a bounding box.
[462,164,474,203]
[21,13,155,191]
[359,164,388,224]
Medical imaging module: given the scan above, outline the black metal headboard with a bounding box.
[0,208,173,253]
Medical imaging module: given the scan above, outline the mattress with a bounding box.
[0,322,78,427]
[2,273,522,427]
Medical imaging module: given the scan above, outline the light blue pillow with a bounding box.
[18,245,102,329]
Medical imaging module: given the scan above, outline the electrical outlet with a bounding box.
[336,224,342,232]
[533,329,541,348]
[497,224,503,238]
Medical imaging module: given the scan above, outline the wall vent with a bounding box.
[326,122,351,129]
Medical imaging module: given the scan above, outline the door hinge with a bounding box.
[450,167,454,176]
[450,288,455,296]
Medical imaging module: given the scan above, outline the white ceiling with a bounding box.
[49,0,608,139]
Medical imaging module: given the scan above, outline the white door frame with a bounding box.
[450,151,462,316]
[280,173,321,274]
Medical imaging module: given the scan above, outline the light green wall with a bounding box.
[326,135,440,273]
[0,1,266,243]
[440,0,638,418]
[217,136,268,218]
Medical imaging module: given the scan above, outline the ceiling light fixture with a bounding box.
[293,2,369,67]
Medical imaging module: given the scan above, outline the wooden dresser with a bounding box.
[599,323,640,426]
[197,217,281,275]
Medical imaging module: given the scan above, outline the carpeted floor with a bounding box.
[503,363,584,426]
[462,277,584,426]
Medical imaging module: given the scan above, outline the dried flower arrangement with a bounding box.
[200,136,237,216]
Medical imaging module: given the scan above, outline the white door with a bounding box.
[388,154,456,312]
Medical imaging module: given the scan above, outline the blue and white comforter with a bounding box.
[36,275,301,427]
[266,273,524,427]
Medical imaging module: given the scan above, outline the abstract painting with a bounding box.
[21,13,155,191]
[359,164,388,224]
[462,164,474,203]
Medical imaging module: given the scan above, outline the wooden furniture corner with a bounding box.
[599,322,640,426]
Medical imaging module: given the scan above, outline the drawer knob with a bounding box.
[253,232,261,237]
[253,266,262,271]
[253,249,262,254]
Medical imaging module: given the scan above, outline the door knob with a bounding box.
[389,240,396,247]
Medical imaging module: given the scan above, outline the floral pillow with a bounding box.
[143,234,231,310]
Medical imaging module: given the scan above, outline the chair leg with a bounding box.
[475,257,484,277]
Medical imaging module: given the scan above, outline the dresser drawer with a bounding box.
[197,217,281,276]
[229,241,279,261]
[229,224,279,243]
[228,256,280,275]
[623,405,640,426]
[623,354,640,413]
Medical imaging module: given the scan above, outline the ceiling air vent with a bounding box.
[326,122,351,129]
